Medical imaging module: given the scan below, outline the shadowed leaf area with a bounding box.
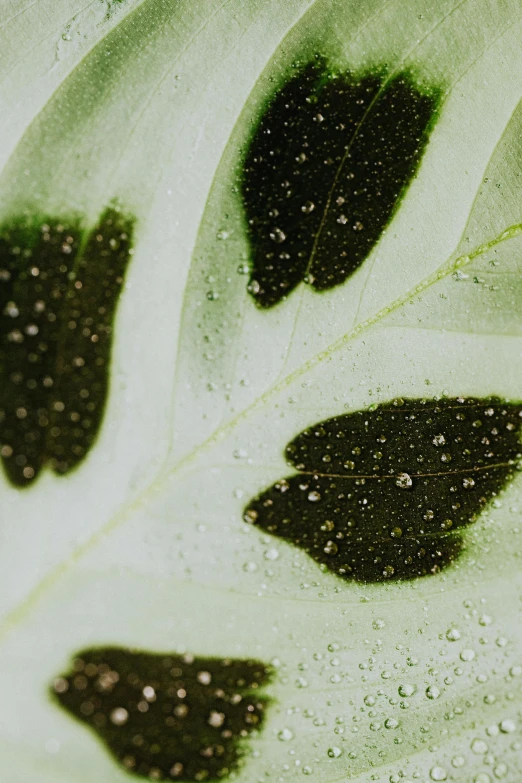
[0,208,133,487]
[241,60,440,308]
[244,398,522,582]
[52,648,272,781]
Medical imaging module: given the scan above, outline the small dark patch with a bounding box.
[52,647,272,781]
[244,398,522,582]
[241,60,440,307]
[0,207,133,486]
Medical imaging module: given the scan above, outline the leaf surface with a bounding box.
[245,397,522,581]
[0,208,133,485]
[53,647,271,781]
[242,61,439,307]
[0,2,522,783]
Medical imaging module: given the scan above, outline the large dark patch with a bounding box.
[242,60,440,307]
[244,398,522,581]
[53,647,272,781]
[0,207,133,486]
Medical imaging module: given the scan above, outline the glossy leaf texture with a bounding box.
[53,648,272,781]
[2,2,522,783]
[244,398,522,582]
[241,60,439,307]
[0,208,133,486]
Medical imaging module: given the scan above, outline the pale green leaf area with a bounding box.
[0,0,521,782]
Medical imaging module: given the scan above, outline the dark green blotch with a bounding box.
[0,207,133,486]
[52,647,272,781]
[241,60,440,307]
[244,398,522,582]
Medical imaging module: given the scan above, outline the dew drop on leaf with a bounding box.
[446,628,461,641]
[395,472,413,489]
[327,746,342,757]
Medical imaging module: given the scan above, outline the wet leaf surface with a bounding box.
[241,60,440,307]
[244,398,522,581]
[0,207,133,486]
[53,647,272,781]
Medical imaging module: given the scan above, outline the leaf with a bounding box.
[244,397,522,581]
[53,647,272,781]
[0,207,134,486]
[242,60,440,307]
[1,2,522,783]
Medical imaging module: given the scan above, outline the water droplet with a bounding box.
[426,685,440,700]
[110,707,129,726]
[278,728,293,741]
[460,649,476,662]
[395,472,413,489]
[453,270,469,281]
[398,684,416,697]
[446,628,461,641]
[499,718,516,733]
[451,756,465,768]
[142,685,156,701]
[327,747,342,758]
[430,766,447,781]
[208,710,225,728]
[270,228,286,243]
[324,541,338,555]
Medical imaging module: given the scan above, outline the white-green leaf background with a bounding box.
[0,0,521,780]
